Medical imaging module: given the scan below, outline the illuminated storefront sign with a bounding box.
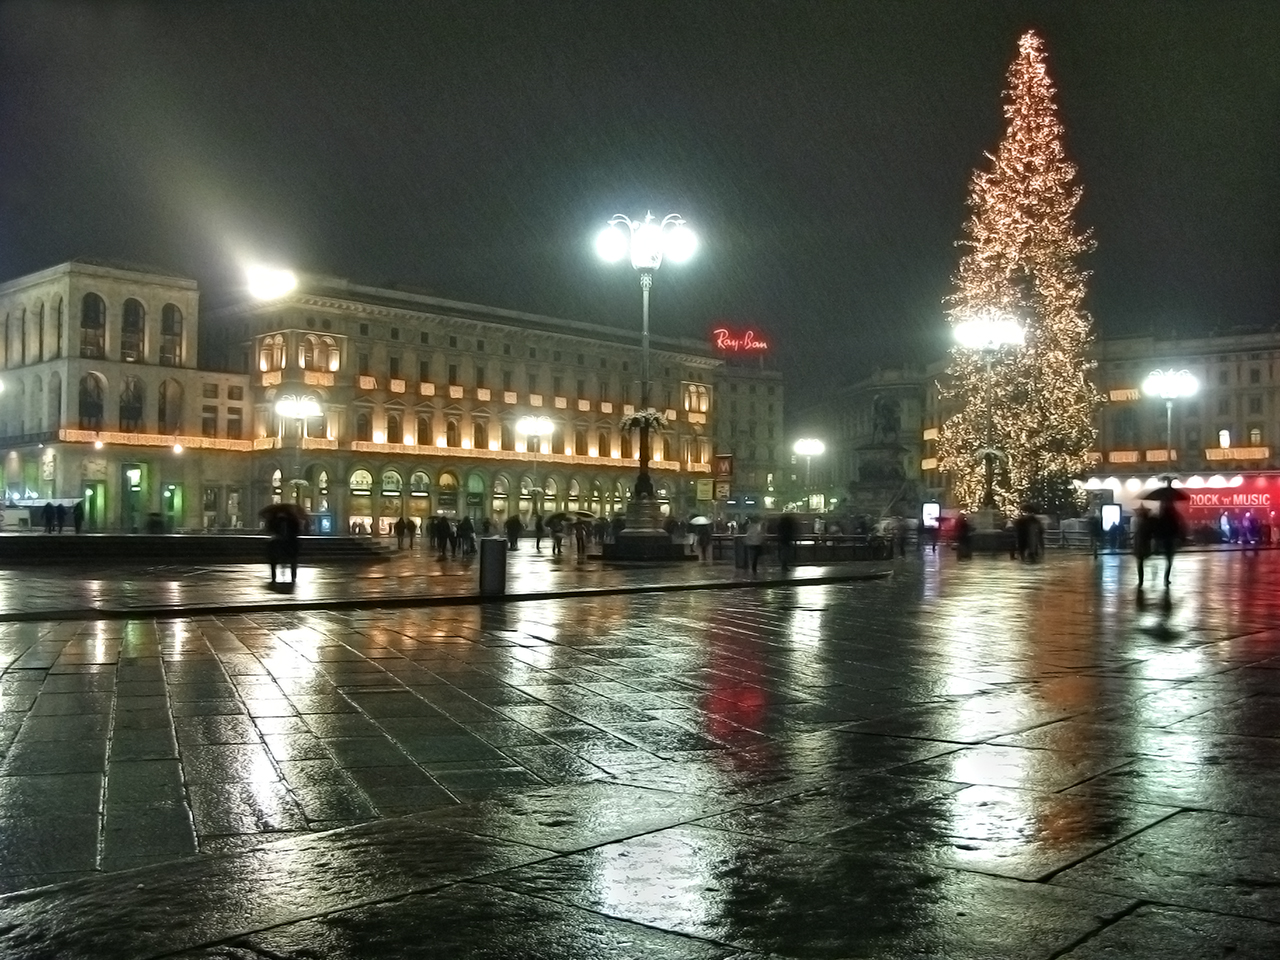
[712,327,769,352]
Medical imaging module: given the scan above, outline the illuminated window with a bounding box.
[387,414,403,444]
[446,419,460,447]
[473,420,488,449]
[77,374,104,430]
[1249,427,1263,445]
[1219,429,1231,448]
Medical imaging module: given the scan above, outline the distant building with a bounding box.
[709,344,784,518]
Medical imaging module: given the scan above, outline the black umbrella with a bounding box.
[1142,484,1190,504]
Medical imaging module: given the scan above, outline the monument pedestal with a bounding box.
[601,498,691,562]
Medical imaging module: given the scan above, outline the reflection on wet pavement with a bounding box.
[0,549,1277,957]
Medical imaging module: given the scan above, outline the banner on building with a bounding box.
[713,454,733,478]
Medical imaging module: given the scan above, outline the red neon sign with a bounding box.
[712,327,769,352]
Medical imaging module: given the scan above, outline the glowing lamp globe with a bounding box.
[246,266,298,301]
[1142,369,1198,401]
[664,224,698,263]
[595,226,629,263]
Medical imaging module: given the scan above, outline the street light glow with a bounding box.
[275,395,322,419]
[516,416,553,436]
[1142,368,1198,400]
[597,212,695,271]
[595,225,628,263]
[953,312,1025,351]
[247,265,298,300]
[794,438,825,457]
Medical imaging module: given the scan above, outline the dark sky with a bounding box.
[3,1,1278,415]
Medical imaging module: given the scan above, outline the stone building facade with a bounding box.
[0,261,724,533]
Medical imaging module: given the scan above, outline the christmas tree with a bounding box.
[937,31,1100,516]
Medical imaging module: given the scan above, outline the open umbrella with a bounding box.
[571,510,596,520]
[259,502,309,528]
[1142,485,1189,504]
[688,516,713,525]
[546,511,571,524]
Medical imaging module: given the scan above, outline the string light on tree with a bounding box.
[936,30,1101,516]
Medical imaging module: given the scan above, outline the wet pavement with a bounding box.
[0,546,889,620]
[0,548,1278,957]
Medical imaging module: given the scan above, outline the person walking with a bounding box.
[406,518,417,550]
[1154,500,1185,588]
[1132,505,1154,589]
[776,512,798,572]
[72,500,85,534]
[41,501,55,534]
[744,516,766,574]
[504,514,523,549]
[54,504,67,533]
[268,509,302,584]
[574,518,588,556]
[434,515,450,559]
[696,522,712,561]
[394,516,406,549]
[458,515,475,556]
[533,512,545,551]
[954,513,973,560]
[549,515,565,556]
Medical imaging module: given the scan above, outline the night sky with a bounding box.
[2,1,1278,414]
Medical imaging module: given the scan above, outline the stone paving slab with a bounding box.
[0,550,1276,957]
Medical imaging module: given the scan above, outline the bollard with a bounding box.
[479,537,507,597]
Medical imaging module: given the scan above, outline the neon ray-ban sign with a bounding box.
[712,328,769,352]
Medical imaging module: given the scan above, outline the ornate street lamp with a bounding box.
[1142,369,1198,469]
[516,415,553,513]
[953,309,1025,508]
[596,212,696,500]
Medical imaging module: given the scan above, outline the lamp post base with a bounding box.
[601,499,691,562]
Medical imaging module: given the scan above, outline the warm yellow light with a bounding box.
[94,440,104,449]
[794,438,825,457]
[404,434,414,446]
[372,431,385,444]
[1142,369,1198,400]
[246,265,297,300]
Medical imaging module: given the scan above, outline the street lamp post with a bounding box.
[793,438,825,508]
[516,416,553,515]
[953,311,1025,509]
[275,395,321,503]
[596,212,697,500]
[1142,369,1198,469]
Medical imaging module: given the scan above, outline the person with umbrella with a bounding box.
[260,503,306,585]
[1144,481,1189,588]
[690,515,713,561]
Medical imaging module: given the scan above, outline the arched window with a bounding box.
[473,419,488,450]
[78,373,105,430]
[551,424,566,455]
[416,415,431,446]
[501,420,515,451]
[410,470,430,496]
[386,414,403,444]
[446,419,460,447]
[51,297,63,358]
[34,302,45,362]
[159,304,182,366]
[48,371,62,426]
[621,431,633,459]
[14,308,26,365]
[158,379,183,433]
[573,427,587,456]
[323,337,339,372]
[652,437,663,461]
[355,411,372,442]
[120,376,145,432]
[271,335,285,370]
[301,335,319,370]
[381,470,402,495]
[683,383,710,413]
[349,469,373,495]
[121,298,145,362]
[30,377,43,433]
[437,471,459,512]
[80,293,106,359]
[597,430,610,457]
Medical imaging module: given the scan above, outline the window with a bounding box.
[446,419,460,447]
[391,327,400,341]
[553,376,563,396]
[321,317,331,330]
[158,379,183,433]
[577,354,584,365]
[419,359,430,381]
[529,347,536,359]
[576,379,585,398]
[1185,427,1200,451]
[227,407,243,439]
[1250,368,1261,384]
[597,430,610,456]
[503,344,511,356]
[476,340,485,352]
[1219,429,1231,448]
[449,336,458,348]
[476,366,486,389]
[359,323,369,336]
[448,364,459,385]
[202,405,218,437]
[389,356,401,379]
[159,304,182,366]
[121,299,144,362]
[621,431,633,459]
[78,374,104,430]
[202,383,219,399]
[1249,426,1263,445]
[527,373,538,393]
[358,353,370,376]
[552,424,566,455]
[1248,396,1263,415]
[473,420,488,449]
[501,421,515,450]
[420,332,429,345]
[225,385,242,402]
[503,370,514,391]
[416,415,431,444]
[683,383,710,412]
[598,382,608,403]
[120,378,145,432]
[553,351,561,362]
[387,414,403,444]
[355,412,372,442]
[80,293,106,359]
[574,428,587,455]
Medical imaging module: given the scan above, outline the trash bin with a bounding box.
[733,535,748,570]
[479,537,507,597]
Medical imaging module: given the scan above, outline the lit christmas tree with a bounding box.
[937,30,1101,516]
